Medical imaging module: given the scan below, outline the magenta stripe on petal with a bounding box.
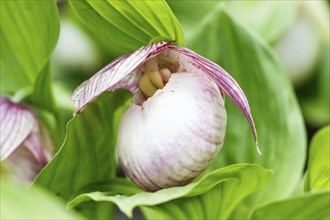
[72,41,173,114]
[169,46,261,154]
[24,121,50,166]
[0,96,35,160]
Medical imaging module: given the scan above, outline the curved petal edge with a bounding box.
[72,41,173,114]
[0,97,35,160]
[169,47,261,154]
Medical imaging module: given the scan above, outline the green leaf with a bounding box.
[32,63,56,113]
[300,43,330,127]
[1,177,83,219]
[187,6,306,218]
[28,63,65,147]
[166,1,220,41]
[250,191,330,220]
[69,0,184,57]
[35,90,131,199]
[35,90,132,218]
[68,164,272,218]
[305,126,330,192]
[168,1,298,45]
[0,0,60,94]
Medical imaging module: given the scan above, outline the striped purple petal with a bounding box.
[168,46,260,154]
[0,96,35,160]
[72,41,174,114]
[23,120,51,167]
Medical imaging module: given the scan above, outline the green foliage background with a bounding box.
[1,1,329,220]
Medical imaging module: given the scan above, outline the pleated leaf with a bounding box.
[35,90,132,219]
[69,0,184,57]
[305,126,330,192]
[187,6,306,218]
[250,191,330,220]
[0,0,60,93]
[68,164,272,218]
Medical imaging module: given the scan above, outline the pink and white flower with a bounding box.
[72,41,260,191]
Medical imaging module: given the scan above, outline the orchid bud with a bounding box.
[72,41,260,191]
[0,96,53,183]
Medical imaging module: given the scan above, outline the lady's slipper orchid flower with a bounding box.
[72,41,260,191]
[0,96,53,183]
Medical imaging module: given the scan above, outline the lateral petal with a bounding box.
[168,46,260,154]
[0,96,35,160]
[72,41,173,114]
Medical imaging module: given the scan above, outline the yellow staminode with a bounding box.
[138,57,172,97]
[138,74,158,97]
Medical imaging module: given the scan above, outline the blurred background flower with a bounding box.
[0,96,54,184]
